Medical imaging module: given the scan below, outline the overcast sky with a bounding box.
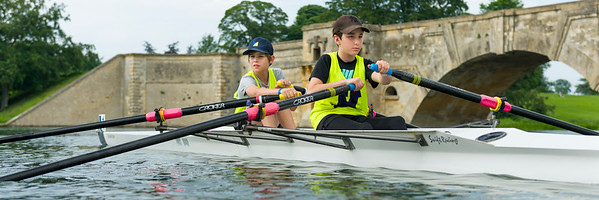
[51,0,583,88]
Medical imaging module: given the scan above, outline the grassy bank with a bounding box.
[0,73,86,123]
[497,93,599,131]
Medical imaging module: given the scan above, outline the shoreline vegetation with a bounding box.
[0,78,597,131]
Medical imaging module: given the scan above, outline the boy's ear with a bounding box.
[333,34,342,46]
[269,55,275,66]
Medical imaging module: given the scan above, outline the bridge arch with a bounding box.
[370,0,599,127]
[411,51,549,127]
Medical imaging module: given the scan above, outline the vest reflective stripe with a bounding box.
[233,68,276,113]
[309,52,369,129]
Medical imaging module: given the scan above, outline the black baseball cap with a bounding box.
[332,15,370,35]
[242,37,274,55]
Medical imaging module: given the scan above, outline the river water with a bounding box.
[1,127,599,199]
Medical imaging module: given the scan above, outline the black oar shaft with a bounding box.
[371,64,598,136]
[0,95,282,144]
[180,95,282,116]
[0,115,147,144]
[401,71,597,135]
[0,85,350,181]
[392,70,482,103]
[509,106,597,135]
[277,85,352,111]
[0,113,248,181]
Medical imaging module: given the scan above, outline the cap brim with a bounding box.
[340,25,370,34]
[242,47,271,55]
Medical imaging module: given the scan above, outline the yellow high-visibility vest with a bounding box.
[233,68,276,113]
[309,52,368,129]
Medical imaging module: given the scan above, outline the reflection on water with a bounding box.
[306,169,368,197]
[2,128,599,199]
[233,166,294,196]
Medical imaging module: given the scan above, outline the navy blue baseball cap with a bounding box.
[243,37,274,55]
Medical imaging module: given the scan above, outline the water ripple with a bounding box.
[2,128,599,199]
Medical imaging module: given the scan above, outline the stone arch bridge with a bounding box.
[7,0,599,128]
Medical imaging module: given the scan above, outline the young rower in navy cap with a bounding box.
[233,37,299,129]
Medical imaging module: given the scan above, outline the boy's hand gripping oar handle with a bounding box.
[0,84,354,181]
[370,64,598,136]
[274,81,306,100]
[293,86,307,95]
[245,83,355,120]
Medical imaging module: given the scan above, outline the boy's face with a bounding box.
[334,29,364,56]
[248,51,274,73]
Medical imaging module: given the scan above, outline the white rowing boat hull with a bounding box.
[100,127,599,184]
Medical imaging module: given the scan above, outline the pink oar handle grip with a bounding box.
[479,95,512,112]
[145,108,183,122]
[245,103,280,121]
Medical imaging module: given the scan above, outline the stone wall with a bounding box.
[7,54,241,127]
[8,55,126,126]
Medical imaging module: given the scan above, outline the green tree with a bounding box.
[325,0,399,24]
[164,41,179,54]
[414,0,470,21]
[186,45,194,54]
[219,0,469,49]
[143,41,156,54]
[325,0,469,25]
[504,89,554,116]
[504,63,554,117]
[0,0,100,110]
[295,5,333,26]
[551,79,571,95]
[480,0,523,13]
[0,45,19,109]
[507,63,551,92]
[575,78,599,95]
[284,5,333,41]
[218,0,288,52]
[196,34,220,53]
